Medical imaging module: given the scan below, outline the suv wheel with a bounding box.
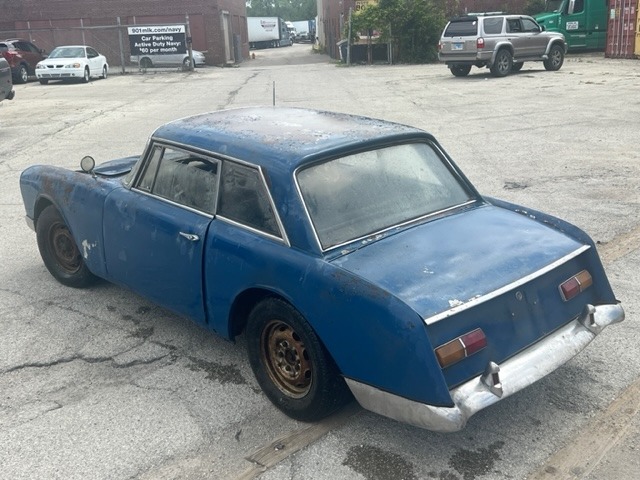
[450,65,472,77]
[14,64,29,84]
[544,44,564,71]
[490,49,512,77]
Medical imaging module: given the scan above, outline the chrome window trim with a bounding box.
[216,215,289,245]
[130,138,290,246]
[423,244,591,326]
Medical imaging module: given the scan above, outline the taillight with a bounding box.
[435,328,487,368]
[477,37,485,49]
[559,270,593,301]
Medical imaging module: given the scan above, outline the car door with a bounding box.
[85,47,101,76]
[102,144,220,324]
[521,17,548,57]
[506,18,528,58]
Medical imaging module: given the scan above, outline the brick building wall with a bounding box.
[0,0,248,65]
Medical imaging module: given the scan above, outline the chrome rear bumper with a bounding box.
[346,303,625,432]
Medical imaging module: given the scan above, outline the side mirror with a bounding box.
[81,155,95,173]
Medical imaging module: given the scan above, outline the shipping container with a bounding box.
[605,0,637,58]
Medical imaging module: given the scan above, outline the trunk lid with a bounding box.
[330,204,604,387]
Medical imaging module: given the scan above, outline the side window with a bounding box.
[507,19,522,33]
[521,19,539,32]
[135,145,219,214]
[218,162,280,237]
[483,18,504,35]
[87,48,98,58]
[570,0,585,14]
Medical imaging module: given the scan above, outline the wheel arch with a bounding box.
[227,287,345,372]
[33,196,56,229]
[490,43,514,65]
[546,39,566,55]
[228,287,288,339]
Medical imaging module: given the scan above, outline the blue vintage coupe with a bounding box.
[20,107,624,431]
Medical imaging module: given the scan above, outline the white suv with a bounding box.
[438,14,567,77]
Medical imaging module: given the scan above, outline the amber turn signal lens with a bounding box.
[435,328,487,368]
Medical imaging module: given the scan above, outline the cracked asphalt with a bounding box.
[1,44,639,479]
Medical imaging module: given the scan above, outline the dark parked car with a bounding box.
[0,38,47,83]
[19,107,624,432]
[0,57,15,101]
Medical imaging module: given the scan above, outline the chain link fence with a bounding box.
[1,18,191,73]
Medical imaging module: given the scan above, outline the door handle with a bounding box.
[179,232,200,242]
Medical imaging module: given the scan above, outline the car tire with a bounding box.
[450,65,472,77]
[544,44,564,71]
[36,205,96,288]
[39,79,49,85]
[101,65,108,79]
[182,57,194,70]
[140,58,153,69]
[82,67,90,83]
[14,64,29,84]
[490,49,513,77]
[246,298,352,422]
[511,62,524,72]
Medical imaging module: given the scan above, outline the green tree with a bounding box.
[524,0,547,15]
[350,0,446,63]
[246,0,317,21]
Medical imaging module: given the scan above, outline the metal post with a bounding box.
[186,14,194,71]
[80,18,86,45]
[347,7,352,66]
[117,17,126,74]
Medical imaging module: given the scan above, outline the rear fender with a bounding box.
[490,43,514,65]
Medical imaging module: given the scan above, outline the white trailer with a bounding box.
[247,17,292,49]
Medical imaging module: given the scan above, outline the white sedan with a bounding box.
[35,45,108,84]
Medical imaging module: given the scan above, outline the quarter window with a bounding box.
[483,18,504,35]
[218,162,280,237]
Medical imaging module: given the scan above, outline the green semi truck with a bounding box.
[535,0,608,49]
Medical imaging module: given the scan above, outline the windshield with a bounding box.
[544,0,565,12]
[49,47,85,58]
[297,143,474,250]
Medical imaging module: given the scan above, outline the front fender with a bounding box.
[20,165,119,278]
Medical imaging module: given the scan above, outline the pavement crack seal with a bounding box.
[528,376,640,479]
[230,402,362,480]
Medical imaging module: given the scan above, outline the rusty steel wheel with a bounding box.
[36,205,96,288]
[261,319,312,398]
[246,298,352,422]
[49,222,82,274]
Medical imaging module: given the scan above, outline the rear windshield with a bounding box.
[297,142,474,250]
[443,19,478,37]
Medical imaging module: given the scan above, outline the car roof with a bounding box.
[153,107,430,172]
